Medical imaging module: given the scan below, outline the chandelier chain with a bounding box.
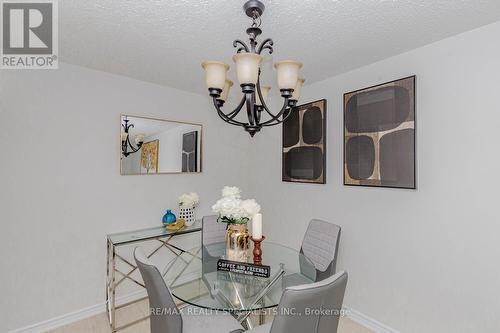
[251,10,262,28]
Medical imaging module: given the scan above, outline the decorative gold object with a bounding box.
[165,219,185,231]
[225,224,250,262]
[251,235,265,265]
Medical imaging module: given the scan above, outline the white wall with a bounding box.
[248,22,500,332]
[0,63,250,332]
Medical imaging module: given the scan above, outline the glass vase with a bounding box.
[225,224,250,262]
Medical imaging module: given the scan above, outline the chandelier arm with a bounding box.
[261,107,294,127]
[259,97,291,126]
[213,98,248,126]
[256,80,276,119]
[245,92,256,125]
[255,107,262,123]
[257,38,274,54]
[226,96,247,119]
[127,135,141,153]
[122,141,128,155]
[233,40,250,53]
[122,135,142,157]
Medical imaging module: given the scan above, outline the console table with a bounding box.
[106,221,202,332]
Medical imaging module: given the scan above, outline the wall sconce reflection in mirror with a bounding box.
[120,115,202,175]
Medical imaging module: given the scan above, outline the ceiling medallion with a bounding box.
[202,0,305,137]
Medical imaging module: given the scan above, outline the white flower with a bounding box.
[240,199,261,218]
[222,186,241,199]
[212,186,260,224]
[212,197,243,219]
[179,192,200,208]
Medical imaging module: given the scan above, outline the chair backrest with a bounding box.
[202,215,227,258]
[202,215,227,246]
[270,271,348,333]
[134,247,182,333]
[300,219,341,281]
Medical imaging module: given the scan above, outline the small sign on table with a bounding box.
[217,259,271,278]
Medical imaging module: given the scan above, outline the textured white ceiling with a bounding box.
[60,0,500,95]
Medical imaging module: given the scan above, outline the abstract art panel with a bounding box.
[344,76,415,189]
[182,131,198,172]
[141,140,159,174]
[283,99,326,184]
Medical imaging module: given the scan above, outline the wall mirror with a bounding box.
[120,115,202,175]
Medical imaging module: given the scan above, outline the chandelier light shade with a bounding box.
[134,133,145,145]
[219,80,234,101]
[233,53,263,85]
[201,0,304,136]
[291,77,305,101]
[201,61,230,90]
[274,60,303,90]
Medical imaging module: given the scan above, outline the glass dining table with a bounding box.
[167,241,316,328]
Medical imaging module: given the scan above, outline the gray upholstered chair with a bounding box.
[201,215,226,273]
[301,219,341,281]
[283,219,341,287]
[231,271,348,333]
[202,215,226,251]
[134,247,243,333]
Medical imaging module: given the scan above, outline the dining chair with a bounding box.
[134,247,244,333]
[230,271,348,333]
[202,215,226,255]
[201,215,226,273]
[300,219,341,281]
[283,219,341,287]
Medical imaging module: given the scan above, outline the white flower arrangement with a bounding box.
[178,192,200,208]
[212,186,260,224]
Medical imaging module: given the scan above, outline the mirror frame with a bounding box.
[120,114,203,175]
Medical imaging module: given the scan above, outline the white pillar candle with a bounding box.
[252,213,262,240]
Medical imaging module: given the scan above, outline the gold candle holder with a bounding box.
[251,235,265,265]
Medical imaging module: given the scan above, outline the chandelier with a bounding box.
[121,117,145,157]
[201,0,305,137]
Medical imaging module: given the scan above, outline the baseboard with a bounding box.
[8,271,199,333]
[344,306,400,333]
[7,302,105,333]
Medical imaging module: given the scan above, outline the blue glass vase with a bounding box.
[162,209,177,225]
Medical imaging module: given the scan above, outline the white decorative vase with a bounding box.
[178,206,195,226]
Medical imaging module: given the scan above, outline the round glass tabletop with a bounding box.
[169,241,316,313]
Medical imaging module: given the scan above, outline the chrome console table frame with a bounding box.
[106,221,202,332]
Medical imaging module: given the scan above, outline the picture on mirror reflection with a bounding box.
[120,115,202,175]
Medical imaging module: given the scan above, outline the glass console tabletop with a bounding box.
[107,220,202,245]
[169,241,316,314]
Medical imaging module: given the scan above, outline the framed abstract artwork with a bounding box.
[182,131,198,172]
[344,76,416,189]
[140,139,159,174]
[282,99,326,184]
